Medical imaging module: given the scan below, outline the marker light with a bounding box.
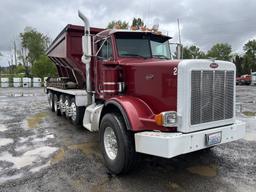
[154,111,177,127]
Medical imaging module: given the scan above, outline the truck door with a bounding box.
[95,37,114,97]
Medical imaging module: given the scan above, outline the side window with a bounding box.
[97,38,113,60]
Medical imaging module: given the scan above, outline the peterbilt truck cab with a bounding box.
[46,11,246,174]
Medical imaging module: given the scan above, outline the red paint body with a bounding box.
[47,25,180,132]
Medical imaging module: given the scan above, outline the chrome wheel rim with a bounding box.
[54,97,58,111]
[70,102,77,121]
[48,94,53,108]
[60,97,65,113]
[65,99,69,116]
[104,127,118,160]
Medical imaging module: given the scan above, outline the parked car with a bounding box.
[236,74,251,85]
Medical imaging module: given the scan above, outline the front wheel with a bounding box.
[99,113,136,175]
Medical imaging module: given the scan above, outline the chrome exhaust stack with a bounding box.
[78,10,93,105]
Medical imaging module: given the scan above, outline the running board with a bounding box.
[83,103,104,132]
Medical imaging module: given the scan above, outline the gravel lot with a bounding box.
[0,87,255,192]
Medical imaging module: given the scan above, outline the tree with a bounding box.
[243,39,256,72]
[31,55,57,79]
[107,20,129,29]
[183,45,205,59]
[233,55,243,76]
[207,43,232,61]
[131,18,145,29]
[20,27,50,65]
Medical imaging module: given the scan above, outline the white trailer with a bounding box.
[0,78,9,88]
[22,77,31,88]
[13,78,22,88]
[33,77,42,87]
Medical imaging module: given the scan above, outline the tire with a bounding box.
[64,96,71,118]
[59,94,66,116]
[53,94,61,116]
[99,113,136,175]
[48,92,54,112]
[70,98,84,125]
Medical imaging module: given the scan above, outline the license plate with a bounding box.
[206,132,222,146]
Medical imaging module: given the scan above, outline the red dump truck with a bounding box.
[46,11,246,174]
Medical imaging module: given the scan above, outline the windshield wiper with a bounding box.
[153,55,170,60]
[121,53,148,59]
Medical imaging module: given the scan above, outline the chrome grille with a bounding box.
[191,70,234,125]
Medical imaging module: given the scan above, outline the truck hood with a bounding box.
[121,59,180,114]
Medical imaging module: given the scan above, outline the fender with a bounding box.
[105,96,170,132]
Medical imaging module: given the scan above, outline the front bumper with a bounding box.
[134,120,246,158]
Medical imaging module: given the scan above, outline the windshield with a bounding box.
[115,32,171,59]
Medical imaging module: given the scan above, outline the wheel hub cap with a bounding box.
[104,127,118,160]
[70,102,77,121]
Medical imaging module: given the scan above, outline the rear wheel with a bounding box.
[48,92,54,112]
[70,98,83,125]
[64,96,71,118]
[99,113,136,175]
[59,94,65,116]
[53,94,61,116]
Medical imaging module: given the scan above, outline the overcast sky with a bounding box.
[0,0,256,66]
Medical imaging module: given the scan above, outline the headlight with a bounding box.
[154,111,177,127]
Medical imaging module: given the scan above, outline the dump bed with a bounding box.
[47,24,104,88]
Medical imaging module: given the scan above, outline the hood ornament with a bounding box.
[210,63,218,69]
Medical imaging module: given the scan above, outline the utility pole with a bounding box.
[14,41,17,66]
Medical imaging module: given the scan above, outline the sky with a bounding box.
[0,0,256,66]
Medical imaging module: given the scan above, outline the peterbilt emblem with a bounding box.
[210,63,218,69]
[145,74,154,80]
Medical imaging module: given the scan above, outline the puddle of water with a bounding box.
[19,137,30,143]
[246,117,256,129]
[0,124,8,132]
[0,112,13,121]
[51,148,65,164]
[242,111,256,117]
[0,173,23,184]
[26,112,48,128]
[0,146,58,169]
[187,164,217,177]
[244,132,256,141]
[8,93,36,97]
[68,142,99,157]
[30,162,50,173]
[15,144,30,153]
[0,138,14,147]
[32,134,54,142]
